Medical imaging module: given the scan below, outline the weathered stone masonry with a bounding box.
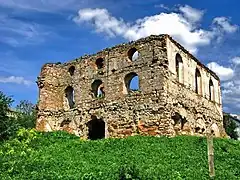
[36,34,226,139]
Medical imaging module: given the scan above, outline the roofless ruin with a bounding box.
[36,34,226,139]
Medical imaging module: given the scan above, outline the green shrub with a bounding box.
[0,133,240,179]
[0,128,39,177]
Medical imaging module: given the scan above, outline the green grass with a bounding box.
[1,130,240,179]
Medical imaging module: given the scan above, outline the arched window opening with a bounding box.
[68,66,75,76]
[96,58,104,69]
[128,48,140,61]
[209,79,214,101]
[175,53,183,83]
[91,80,105,98]
[195,68,202,95]
[124,72,140,94]
[87,115,105,140]
[65,86,75,109]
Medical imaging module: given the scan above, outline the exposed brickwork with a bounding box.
[36,34,226,139]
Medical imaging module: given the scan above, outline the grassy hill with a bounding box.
[1,130,240,179]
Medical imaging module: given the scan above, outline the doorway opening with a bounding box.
[87,115,105,140]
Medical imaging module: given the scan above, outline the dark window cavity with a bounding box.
[96,58,104,69]
[209,79,214,101]
[128,48,140,61]
[91,80,105,98]
[175,53,183,82]
[68,66,75,76]
[65,86,75,109]
[195,68,201,94]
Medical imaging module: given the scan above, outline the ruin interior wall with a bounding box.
[36,35,226,139]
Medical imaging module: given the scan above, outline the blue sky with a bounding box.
[0,0,240,114]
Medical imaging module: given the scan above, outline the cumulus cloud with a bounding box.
[213,17,238,33]
[73,6,238,54]
[74,8,129,38]
[0,76,33,86]
[179,5,204,23]
[207,62,234,81]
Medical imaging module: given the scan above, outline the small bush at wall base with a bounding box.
[118,164,141,180]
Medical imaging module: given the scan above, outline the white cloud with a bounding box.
[0,15,52,47]
[0,76,33,86]
[214,57,240,113]
[0,0,83,12]
[207,62,234,81]
[73,6,238,54]
[154,4,170,11]
[215,61,240,113]
[232,57,240,65]
[222,80,240,113]
[179,5,204,23]
[74,8,128,38]
[73,6,240,112]
[213,17,238,33]
[1,37,20,47]
[222,81,234,89]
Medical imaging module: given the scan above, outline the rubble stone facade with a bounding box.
[36,35,226,139]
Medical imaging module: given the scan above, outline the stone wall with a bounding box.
[36,34,226,139]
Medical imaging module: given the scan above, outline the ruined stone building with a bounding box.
[36,34,226,140]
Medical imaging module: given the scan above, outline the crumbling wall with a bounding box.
[166,36,224,136]
[36,34,226,139]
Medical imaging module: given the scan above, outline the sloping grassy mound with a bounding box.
[1,130,240,179]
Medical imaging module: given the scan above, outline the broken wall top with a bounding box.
[39,34,220,82]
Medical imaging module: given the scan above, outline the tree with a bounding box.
[223,113,239,140]
[0,92,37,141]
[16,100,36,129]
[0,91,15,140]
